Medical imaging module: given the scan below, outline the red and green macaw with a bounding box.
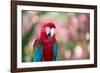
[32,22,59,61]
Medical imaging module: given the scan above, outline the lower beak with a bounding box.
[48,32,51,37]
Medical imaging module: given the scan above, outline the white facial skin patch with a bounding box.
[50,28,55,37]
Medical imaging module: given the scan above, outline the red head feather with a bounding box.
[40,22,56,41]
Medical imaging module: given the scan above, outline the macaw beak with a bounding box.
[47,31,51,37]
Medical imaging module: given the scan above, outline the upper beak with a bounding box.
[47,31,51,37]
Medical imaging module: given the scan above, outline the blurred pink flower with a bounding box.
[32,15,39,24]
[57,26,68,41]
[22,24,31,33]
[73,46,83,59]
[64,49,71,59]
[67,13,79,31]
[78,14,89,32]
[79,14,89,24]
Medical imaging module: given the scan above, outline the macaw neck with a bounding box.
[40,37,55,44]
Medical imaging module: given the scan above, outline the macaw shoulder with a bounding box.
[54,40,58,46]
[33,39,42,50]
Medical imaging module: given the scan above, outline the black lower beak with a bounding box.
[48,32,51,37]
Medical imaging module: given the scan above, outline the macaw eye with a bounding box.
[51,28,55,37]
[46,27,50,35]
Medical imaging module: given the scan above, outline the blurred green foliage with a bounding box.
[22,23,35,62]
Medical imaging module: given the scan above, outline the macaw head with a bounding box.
[40,22,56,41]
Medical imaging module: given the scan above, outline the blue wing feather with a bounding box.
[53,41,59,61]
[33,45,42,62]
